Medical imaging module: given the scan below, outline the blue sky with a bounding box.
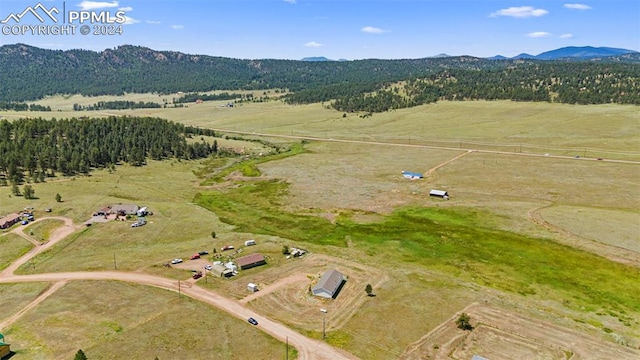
[1,0,638,59]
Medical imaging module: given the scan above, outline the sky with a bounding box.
[0,0,638,59]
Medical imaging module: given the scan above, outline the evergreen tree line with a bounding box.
[73,100,163,111]
[173,92,247,103]
[0,101,51,111]
[0,116,218,186]
[1,44,637,108]
[330,62,640,112]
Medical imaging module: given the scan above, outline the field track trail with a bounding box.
[527,205,640,267]
[0,281,67,330]
[0,217,359,360]
[425,150,471,177]
[2,217,80,277]
[213,129,640,165]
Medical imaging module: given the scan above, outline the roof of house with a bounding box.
[0,213,20,224]
[313,269,345,295]
[236,253,266,268]
[111,204,139,213]
[1,213,21,223]
[211,264,229,274]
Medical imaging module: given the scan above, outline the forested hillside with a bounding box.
[0,117,217,186]
[1,44,639,110]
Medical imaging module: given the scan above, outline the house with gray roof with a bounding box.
[312,269,346,299]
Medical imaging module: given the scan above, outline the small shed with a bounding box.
[402,171,423,179]
[247,283,259,292]
[0,333,9,359]
[429,189,449,199]
[236,253,267,270]
[312,269,346,299]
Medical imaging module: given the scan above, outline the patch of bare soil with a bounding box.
[400,303,640,360]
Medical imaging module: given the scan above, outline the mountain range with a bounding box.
[0,43,638,104]
[486,46,637,60]
[304,46,638,61]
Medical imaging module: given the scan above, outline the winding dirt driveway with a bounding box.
[0,217,358,360]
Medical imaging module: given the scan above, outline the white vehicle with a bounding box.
[171,258,183,264]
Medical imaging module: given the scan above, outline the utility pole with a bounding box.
[320,308,327,339]
[286,336,289,360]
[113,253,117,270]
[178,280,181,298]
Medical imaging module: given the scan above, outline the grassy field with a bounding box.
[4,97,639,160]
[0,233,33,271]
[1,98,639,358]
[25,219,65,243]
[0,283,50,321]
[4,281,293,360]
[539,205,640,253]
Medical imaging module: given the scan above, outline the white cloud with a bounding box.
[77,1,119,10]
[490,6,548,18]
[304,41,323,48]
[146,20,161,25]
[560,33,574,39]
[122,15,138,24]
[361,26,387,34]
[118,6,132,11]
[283,0,296,3]
[564,3,592,10]
[527,31,552,38]
[171,25,184,30]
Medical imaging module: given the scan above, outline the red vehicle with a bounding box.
[190,254,201,260]
[221,245,235,251]
[192,271,203,279]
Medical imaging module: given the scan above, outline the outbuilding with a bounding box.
[402,171,423,179]
[247,283,259,292]
[312,269,346,299]
[210,264,233,277]
[429,189,449,199]
[236,253,266,270]
[0,333,9,359]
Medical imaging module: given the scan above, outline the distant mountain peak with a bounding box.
[487,46,638,60]
[430,53,451,58]
[301,56,332,62]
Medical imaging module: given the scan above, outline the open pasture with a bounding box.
[4,98,638,160]
[1,97,638,359]
[3,281,290,360]
[0,233,33,271]
[400,303,640,360]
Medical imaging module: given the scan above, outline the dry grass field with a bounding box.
[400,303,640,360]
[1,97,638,359]
[3,281,289,360]
[5,97,639,159]
[0,234,33,271]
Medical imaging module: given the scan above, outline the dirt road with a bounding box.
[0,217,358,360]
